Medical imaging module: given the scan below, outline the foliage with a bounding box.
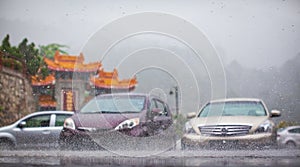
[0,34,68,79]
[173,113,187,139]
[39,43,69,59]
[2,57,23,72]
[277,120,299,129]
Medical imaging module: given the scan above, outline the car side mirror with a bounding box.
[187,112,197,119]
[18,121,26,128]
[152,108,163,116]
[270,110,281,117]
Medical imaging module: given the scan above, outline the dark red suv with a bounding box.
[59,93,174,150]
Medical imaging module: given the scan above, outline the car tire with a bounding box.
[0,138,14,150]
[286,141,296,149]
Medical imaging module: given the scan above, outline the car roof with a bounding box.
[285,126,300,130]
[97,93,148,97]
[209,98,262,103]
[95,93,164,100]
[30,111,74,116]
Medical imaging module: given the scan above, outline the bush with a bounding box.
[277,120,299,129]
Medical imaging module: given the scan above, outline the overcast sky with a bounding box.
[1,0,299,114]
[0,0,299,69]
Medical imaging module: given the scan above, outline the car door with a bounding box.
[296,128,300,146]
[289,128,300,146]
[153,99,172,131]
[46,113,72,148]
[148,98,172,135]
[13,114,51,149]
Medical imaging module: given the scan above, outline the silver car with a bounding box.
[0,111,73,150]
[277,126,300,149]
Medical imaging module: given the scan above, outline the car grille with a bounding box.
[199,125,252,136]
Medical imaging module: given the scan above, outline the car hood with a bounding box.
[0,124,16,132]
[72,112,142,129]
[190,116,269,133]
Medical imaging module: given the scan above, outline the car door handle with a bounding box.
[42,130,50,134]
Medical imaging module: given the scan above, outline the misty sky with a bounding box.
[0,0,299,114]
[0,0,299,69]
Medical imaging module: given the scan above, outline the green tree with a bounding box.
[17,38,41,76]
[0,34,11,52]
[1,34,49,78]
[39,43,69,59]
[0,34,21,57]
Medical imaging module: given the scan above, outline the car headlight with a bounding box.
[185,121,196,134]
[115,118,140,130]
[63,118,75,130]
[255,120,273,133]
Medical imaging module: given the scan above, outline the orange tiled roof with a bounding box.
[44,51,102,72]
[39,95,56,107]
[90,68,137,89]
[31,74,55,86]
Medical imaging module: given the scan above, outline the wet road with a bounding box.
[0,149,300,167]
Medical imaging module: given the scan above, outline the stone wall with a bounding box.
[0,67,36,126]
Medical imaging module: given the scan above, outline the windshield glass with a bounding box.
[80,96,146,113]
[198,101,267,117]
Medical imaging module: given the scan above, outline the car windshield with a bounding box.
[198,101,267,117]
[80,96,146,113]
[277,128,286,133]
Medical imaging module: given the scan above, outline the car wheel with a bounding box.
[286,141,296,149]
[0,138,14,150]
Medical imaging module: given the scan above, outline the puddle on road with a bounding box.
[1,155,300,167]
[1,149,300,167]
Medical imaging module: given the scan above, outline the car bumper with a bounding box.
[59,128,101,150]
[181,133,276,149]
[59,127,147,150]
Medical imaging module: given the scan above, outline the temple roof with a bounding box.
[90,68,137,89]
[39,95,56,107]
[44,51,102,72]
[31,74,55,86]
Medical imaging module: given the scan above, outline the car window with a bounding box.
[199,101,267,117]
[23,114,51,128]
[80,96,146,113]
[155,100,168,116]
[277,128,285,133]
[288,128,300,134]
[55,114,72,127]
[149,99,157,110]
